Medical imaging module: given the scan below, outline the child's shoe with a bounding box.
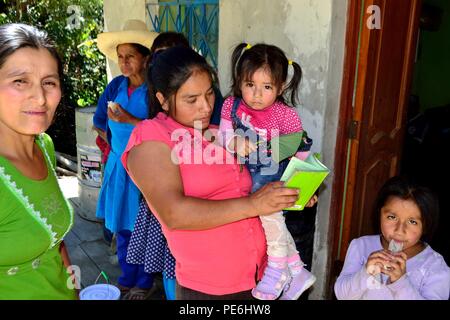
[252,257,290,300]
[279,267,316,300]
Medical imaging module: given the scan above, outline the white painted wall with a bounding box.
[219,0,334,153]
[218,0,348,299]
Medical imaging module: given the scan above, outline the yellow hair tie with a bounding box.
[245,43,252,50]
[288,60,293,65]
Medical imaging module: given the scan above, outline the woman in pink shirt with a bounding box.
[121,46,299,299]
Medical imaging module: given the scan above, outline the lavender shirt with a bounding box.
[335,235,450,300]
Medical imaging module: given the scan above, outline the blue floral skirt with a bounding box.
[126,198,175,279]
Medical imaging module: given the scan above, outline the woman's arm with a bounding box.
[107,104,141,126]
[93,75,125,131]
[93,126,108,143]
[127,141,299,231]
[60,241,80,296]
[59,241,71,269]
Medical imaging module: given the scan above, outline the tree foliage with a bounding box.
[1,0,106,155]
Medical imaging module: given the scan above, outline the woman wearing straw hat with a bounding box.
[94,19,158,300]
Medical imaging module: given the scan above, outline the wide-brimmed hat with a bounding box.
[97,19,159,62]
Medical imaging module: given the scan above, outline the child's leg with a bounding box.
[279,233,316,300]
[135,267,154,289]
[286,234,303,274]
[261,212,290,258]
[117,230,138,289]
[252,212,290,300]
[117,230,154,300]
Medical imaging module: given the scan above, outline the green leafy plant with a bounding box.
[1,0,106,155]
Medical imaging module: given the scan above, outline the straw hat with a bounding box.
[97,19,159,62]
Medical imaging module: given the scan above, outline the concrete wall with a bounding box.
[312,0,348,300]
[102,0,148,80]
[218,0,348,299]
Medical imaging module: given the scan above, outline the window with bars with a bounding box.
[146,0,219,69]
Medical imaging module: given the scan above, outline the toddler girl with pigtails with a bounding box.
[219,43,317,300]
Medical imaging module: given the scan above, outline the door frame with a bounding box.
[326,0,422,298]
[325,0,363,298]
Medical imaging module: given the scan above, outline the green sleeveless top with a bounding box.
[0,134,76,300]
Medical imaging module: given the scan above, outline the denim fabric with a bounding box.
[230,98,292,193]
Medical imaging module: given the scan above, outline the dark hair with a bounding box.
[150,32,190,63]
[117,43,151,57]
[0,23,63,82]
[230,43,302,107]
[147,46,218,119]
[151,32,189,53]
[373,176,439,242]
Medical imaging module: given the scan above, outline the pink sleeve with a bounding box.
[121,119,173,173]
[220,96,235,121]
[217,96,238,150]
[280,106,303,135]
[218,118,235,149]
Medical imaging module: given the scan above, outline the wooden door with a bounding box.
[333,0,422,265]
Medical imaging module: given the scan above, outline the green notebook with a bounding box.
[280,153,330,211]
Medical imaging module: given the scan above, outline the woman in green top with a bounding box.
[0,23,76,300]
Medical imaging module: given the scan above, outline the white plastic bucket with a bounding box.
[77,144,102,188]
[75,106,98,148]
[75,107,103,222]
[76,180,101,222]
[79,284,120,300]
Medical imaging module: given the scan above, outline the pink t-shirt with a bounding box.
[220,96,303,141]
[121,113,267,295]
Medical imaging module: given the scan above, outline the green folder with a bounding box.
[280,153,330,211]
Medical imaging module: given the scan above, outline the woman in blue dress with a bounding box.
[94,20,158,299]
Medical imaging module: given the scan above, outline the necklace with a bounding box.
[0,134,74,249]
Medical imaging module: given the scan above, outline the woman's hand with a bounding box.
[107,103,140,125]
[93,126,108,144]
[249,181,299,216]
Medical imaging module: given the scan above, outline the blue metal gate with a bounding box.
[146,0,219,69]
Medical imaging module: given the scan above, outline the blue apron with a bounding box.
[96,78,149,232]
